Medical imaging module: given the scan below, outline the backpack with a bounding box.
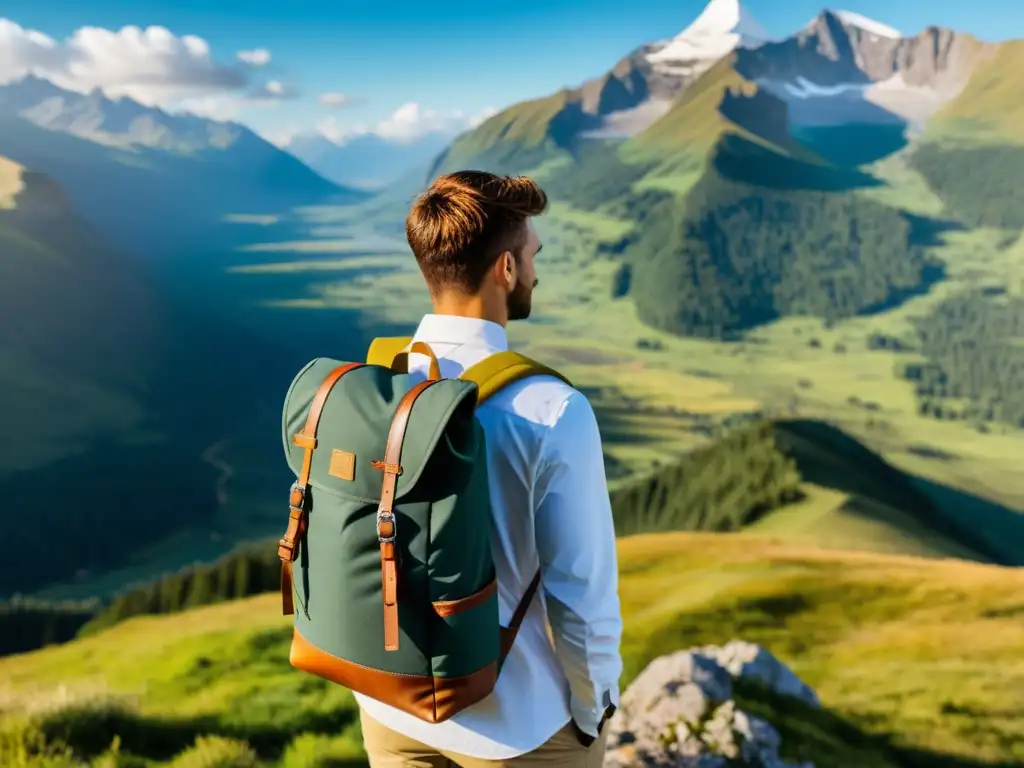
[277,336,571,724]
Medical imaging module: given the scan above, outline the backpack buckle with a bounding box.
[289,482,307,512]
[376,511,397,542]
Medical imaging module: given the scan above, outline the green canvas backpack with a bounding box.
[277,336,571,724]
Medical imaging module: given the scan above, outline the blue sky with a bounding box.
[2,0,1020,144]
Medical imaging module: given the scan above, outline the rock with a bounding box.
[695,640,820,709]
[604,641,818,768]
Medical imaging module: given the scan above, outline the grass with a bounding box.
[2,533,1022,767]
[747,483,989,561]
[932,41,1024,141]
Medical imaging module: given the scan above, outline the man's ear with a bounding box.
[496,250,515,286]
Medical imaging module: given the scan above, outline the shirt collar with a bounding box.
[412,313,509,351]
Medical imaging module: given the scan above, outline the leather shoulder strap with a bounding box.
[459,351,571,405]
[367,337,413,368]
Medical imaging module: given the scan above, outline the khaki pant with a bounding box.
[359,709,608,767]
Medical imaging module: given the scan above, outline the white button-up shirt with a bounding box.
[354,313,623,759]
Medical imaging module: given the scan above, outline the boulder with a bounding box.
[604,641,818,767]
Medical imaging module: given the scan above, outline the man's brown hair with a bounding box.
[406,171,548,294]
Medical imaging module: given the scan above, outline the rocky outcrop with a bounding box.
[604,641,818,768]
[738,11,992,90]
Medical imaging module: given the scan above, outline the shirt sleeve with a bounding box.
[533,390,623,737]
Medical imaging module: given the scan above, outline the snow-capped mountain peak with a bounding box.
[833,10,901,39]
[646,0,769,76]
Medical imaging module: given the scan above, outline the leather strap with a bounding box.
[278,362,365,615]
[390,341,442,381]
[500,570,542,662]
[372,378,443,650]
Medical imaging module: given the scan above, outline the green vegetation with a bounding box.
[538,141,655,211]
[78,544,283,638]
[0,599,98,657]
[429,89,589,179]
[628,58,818,164]
[2,534,1021,767]
[932,41,1024,138]
[611,420,801,535]
[625,160,944,338]
[910,143,1024,228]
[897,290,1024,429]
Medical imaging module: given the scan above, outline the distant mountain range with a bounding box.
[420,0,1023,357]
[433,0,1014,176]
[0,76,361,262]
[283,130,453,190]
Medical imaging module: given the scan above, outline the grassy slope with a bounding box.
[2,533,1022,767]
[430,90,576,175]
[930,41,1024,140]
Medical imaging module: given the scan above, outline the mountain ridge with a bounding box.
[431,2,1011,179]
[0,75,361,260]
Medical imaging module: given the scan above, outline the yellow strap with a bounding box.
[367,337,570,404]
[366,337,413,367]
[460,351,571,405]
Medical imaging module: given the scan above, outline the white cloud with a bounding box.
[260,124,302,147]
[469,106,498,127]
[0,18,268,109]
[373,102,497,143]
[318,91,351,108]
[236,48,270,67]
[315,116,369,144]
[310,103,495,146]
[250,79,299,100]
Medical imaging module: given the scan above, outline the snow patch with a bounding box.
[646,0,768,69]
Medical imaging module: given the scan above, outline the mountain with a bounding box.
[744,11,994,126]
[0,153,325,600]
[928,40,1024,135]
[0,76,363,262]
[426,2,1008,348]
[0,76,246,152]
[0,155,167,592]
[0,154,160,400]
[644,0,770,80]
[433,3,1006,178]
[285,130,453,190]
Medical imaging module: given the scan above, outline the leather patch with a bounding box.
[328,449,356,481]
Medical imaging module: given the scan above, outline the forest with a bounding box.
[897,290,1024,428]
[625,164,945,338]
[910,143,1024,229]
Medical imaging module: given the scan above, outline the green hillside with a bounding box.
[430,89,589,178]
[931,41,1024,139]
[627,57,816,163]
[0,157,316,602]
[1,533,1021,768]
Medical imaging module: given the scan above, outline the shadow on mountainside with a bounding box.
[773,419,1024,566]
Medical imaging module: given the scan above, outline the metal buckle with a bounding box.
[376,511,397,543]
[289,482,306,512]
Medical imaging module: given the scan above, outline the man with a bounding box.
[355,171,623,767]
